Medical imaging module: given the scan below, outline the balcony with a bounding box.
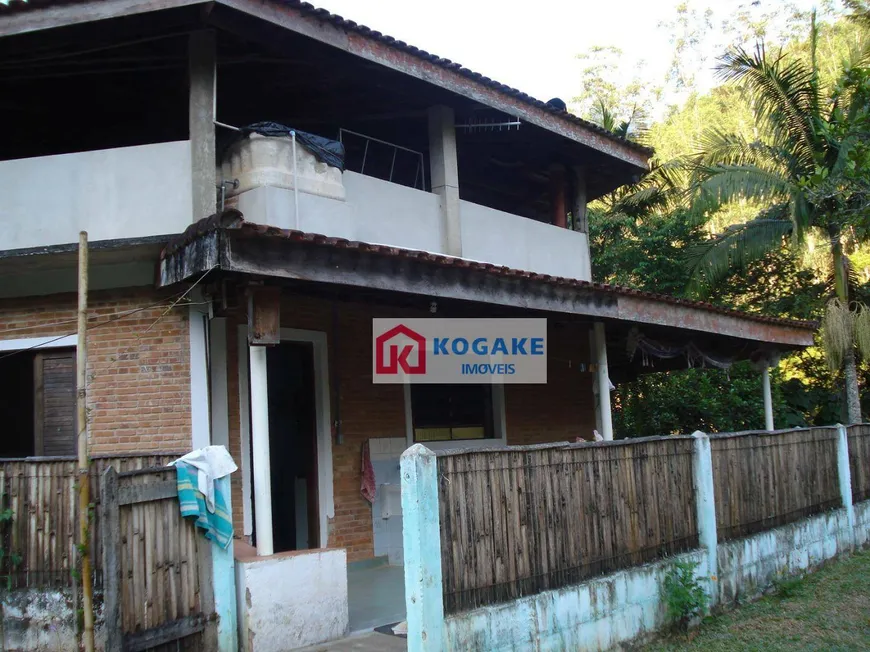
[2,137,591,283]
[228,136,591,282]
[1,141,193,251]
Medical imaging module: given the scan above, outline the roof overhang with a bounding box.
[0,0,651,172]
[0,237,163,298]
[158,218,816,350]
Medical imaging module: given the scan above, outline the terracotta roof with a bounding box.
[162,213,818,332]
[1,0,653,158]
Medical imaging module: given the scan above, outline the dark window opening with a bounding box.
[410,384,494,442]
[0,349,76,458]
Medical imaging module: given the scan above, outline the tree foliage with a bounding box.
[585,5,870,435]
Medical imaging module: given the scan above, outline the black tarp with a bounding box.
[239,122,346,171]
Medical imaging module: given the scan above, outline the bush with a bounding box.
[662,560,708,631]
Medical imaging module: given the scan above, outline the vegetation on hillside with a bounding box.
[577,1,870,435]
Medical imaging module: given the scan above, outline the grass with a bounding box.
[644,549,870,651]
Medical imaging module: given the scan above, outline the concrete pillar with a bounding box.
[593,322,614,440]
[573,167,592,280]
[428,105,462,257]
[836,424,856,533]
[249,345,274,556]
[212,475,239,652]
[691,431,718,601]
[572,166,588,234]
[401,444,444,652]
[549,163,567,228]
[189,30,217,220]
[762,367,774,431]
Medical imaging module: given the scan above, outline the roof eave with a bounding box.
[216,0,651,169]
[0,0,651,170]
[159,224,815,349]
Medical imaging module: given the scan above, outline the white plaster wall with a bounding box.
[444,551,708,652]
[1,141,193,251]
[460,200,591,280]
[234,175,592,280]
[854,498,870,547]
[235,549,348,651]
[370,437,407,566]
[717,507,855,606]
[235,172,444,253]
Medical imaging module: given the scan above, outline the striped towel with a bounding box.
[175,461,234,549]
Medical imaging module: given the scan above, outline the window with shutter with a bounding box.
[0,347,76,458]
[34,350,77,456]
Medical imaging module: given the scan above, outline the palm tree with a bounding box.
[686,16,870,423]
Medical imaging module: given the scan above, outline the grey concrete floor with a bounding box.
[295,632,407,652]
[347,563,406,632]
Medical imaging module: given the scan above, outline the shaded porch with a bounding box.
[159,212,816,649]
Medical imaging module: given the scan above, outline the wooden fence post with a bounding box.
[401,444,444,652]
[691,431,718,603]
[100,467,122,652]
[836,424,856,535]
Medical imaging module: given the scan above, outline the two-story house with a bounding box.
[0,0,816,648]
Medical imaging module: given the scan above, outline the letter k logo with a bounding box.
[375,324,427,375]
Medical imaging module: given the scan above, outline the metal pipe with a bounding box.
[214,120,241,131]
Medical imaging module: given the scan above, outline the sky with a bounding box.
[315,0,828,116]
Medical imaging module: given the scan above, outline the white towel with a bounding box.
[170,445,238,513]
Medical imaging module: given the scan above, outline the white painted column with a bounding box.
[762,367,774,431]
[189,305,211,450]
[836,424,856,534]
[428,105,462,257]
[209,317,229,449]
[401,444,444,652]
[249,344,274,556]
[691,431,718,604]
[593,322,614,440]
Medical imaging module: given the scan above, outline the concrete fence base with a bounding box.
[441,502,868,651]
[403,425,870,652]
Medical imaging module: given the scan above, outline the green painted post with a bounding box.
[401,444,445,652]
[692,431,718,605]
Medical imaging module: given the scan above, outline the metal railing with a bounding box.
[338,128,426,191]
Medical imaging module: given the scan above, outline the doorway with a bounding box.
[266,341,319,552]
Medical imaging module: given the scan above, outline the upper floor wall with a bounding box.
[1,136,590,281]
[1,141,193,251]
[228,132,591,280]
[235,172,591,281]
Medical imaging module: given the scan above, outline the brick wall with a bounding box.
[505,321,597,445]
[0,288,192,454]
[225,295,411,561]
[225,293,597,562]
